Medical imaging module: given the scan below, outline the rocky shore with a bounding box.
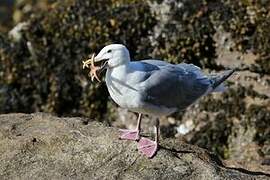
[0,113,269,179]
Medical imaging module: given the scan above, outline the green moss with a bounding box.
[13,0,57,23]
[1,0,268,118]
[149,0,217,68]
[212,0,270,73]
[190,112,233,159]
[0,1,14,33]
[247,104,270,156]
[191,84,270,158]
[0,0,156,119]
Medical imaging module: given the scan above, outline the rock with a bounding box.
[0,113,269,179]
[0,0,270,171]
[0,0,14,33]
[12,0,56,24]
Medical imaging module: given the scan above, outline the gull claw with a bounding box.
[82,53,101,82]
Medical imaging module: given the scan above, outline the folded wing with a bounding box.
[139,61,211,110]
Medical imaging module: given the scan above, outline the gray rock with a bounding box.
[0,113,269,180]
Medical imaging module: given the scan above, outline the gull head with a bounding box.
[94,44,130,68]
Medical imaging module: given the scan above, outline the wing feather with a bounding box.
[139,61,210,109]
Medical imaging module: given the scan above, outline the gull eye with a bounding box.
[107,49,112,53]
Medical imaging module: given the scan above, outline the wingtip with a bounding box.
[211,69,235,90]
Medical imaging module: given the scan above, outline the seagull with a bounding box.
[83,44,235,158]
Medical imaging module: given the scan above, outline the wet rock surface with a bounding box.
[0,113,269,180]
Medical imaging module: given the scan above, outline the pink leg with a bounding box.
[119,113,142,141]
[138,119,159,158]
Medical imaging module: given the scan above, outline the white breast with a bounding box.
[105,66,143,110]
[105,63,178,117]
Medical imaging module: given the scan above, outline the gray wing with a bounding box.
[139,61,210,110]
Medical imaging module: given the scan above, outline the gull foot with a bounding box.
[138,137,158,158]
[119,129,140,141]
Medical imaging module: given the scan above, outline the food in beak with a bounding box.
[82,54,102,82]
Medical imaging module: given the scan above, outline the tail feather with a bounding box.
[210,69,235,92]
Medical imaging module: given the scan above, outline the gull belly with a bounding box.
[105,66,177,117]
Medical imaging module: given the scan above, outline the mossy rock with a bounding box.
[0,0,156,119]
